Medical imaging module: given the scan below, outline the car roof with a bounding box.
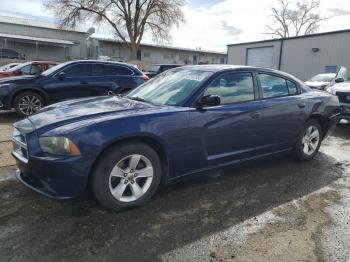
[66,60,135,67]
[153,64,182,66]
[31,61,59,64]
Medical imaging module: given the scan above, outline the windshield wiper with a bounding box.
[128,96,149,103]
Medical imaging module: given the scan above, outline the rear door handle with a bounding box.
[298,103,306,108]
[250,111,262,119]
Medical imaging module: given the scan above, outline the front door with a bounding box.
[188,71,264,171]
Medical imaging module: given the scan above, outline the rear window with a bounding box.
[92,64,134,76]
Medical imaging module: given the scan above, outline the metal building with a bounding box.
[227,29,350,81]
[89,38,227,65]
[0,16,94,61]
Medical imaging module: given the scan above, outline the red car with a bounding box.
[0,61,59,78]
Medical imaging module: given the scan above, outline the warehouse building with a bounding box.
[227,29,350,81]
[0,16,93,61]
[88,38,227,65]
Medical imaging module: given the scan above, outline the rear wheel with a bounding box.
[91,142,162,211]
[14,91,44,117]
[294,119,322,160]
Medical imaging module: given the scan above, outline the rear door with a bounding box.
[188,71,264,171]
[257,72,309,150]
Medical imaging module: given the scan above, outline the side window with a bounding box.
[204,72,255,104]
[259,74,291,98]
[20,65,31,74]
[30,65,41,75]
[62,64,91,77]
[287,80,298,95]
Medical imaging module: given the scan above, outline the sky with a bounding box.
[0,0,350,52]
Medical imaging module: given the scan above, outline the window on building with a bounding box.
[163,53,174,59]
[143,52,151,58]
[179,54,190,61]
[325,66,337,74]
[204,72,255,104]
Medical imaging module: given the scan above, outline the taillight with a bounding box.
[142,75,149,81]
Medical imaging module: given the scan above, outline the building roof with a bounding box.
[227,28,350,47]
[95,37,226,55]
[0,15,88,34]
[0,32,75,46]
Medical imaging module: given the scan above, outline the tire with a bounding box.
[14,91,44,117]
[294,119,323,161]
[91,142,162,211]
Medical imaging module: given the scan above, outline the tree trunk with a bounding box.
[130,42,138,61]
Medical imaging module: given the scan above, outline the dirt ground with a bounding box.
[1,110,350,262]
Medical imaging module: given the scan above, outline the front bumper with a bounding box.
[340,103,350,120]
[13,152,92,200]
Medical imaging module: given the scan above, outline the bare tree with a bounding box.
[44,0,185,60]
[265,0,325,38]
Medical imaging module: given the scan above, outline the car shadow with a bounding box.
[0,110,20,124]
[0,148,344,261]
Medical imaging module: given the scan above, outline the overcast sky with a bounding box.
[0,0,349,52]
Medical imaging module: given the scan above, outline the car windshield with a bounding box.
[309,74,336,82]
[147,65,161,73]
[41,62,69,76]
[127,68,213,106]
[7,62,31,72]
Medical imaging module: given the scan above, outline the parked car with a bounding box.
[305,66,348,90]
[144,64,182,78]
[0,60,149,116]
[305,73,336,90]
[327,82,350,120]
[0,62,22,72]
[12,65,340,211]
[0,48,25,60]
[0,61,59,78]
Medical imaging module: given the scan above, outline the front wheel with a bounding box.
[91,142,162,211]
[294,119,322,161]
[14,91,44,117]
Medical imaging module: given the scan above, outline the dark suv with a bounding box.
[0,48,25,60]
[0,60,149,116]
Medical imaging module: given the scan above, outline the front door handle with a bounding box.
[298,103,306,108]
[80,81,87,85]
[250,111,262,119]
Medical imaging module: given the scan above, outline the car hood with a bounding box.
[27,96,161,130]
[328,82,350,93]
[305,81,330,88]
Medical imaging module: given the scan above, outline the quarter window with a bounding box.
[204,72,255,104]
[258,74,297,98]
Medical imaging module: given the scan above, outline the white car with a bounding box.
[305,73,336,90]
[327,82,350,120]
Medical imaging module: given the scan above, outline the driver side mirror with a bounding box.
[196,94,221,108]
[57,72,66,80]
[335,77,345,83]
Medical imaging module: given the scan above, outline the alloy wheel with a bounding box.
[18,95,42,116]
[109,154,154,202]
[302,125,320,155]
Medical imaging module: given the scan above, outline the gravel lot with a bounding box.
[0,110,350,262]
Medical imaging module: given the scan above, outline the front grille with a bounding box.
[336,92,350,104]
[12,128,28,163]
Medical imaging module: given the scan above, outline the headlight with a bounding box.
[326,87,336,95]
[39,137,81,156]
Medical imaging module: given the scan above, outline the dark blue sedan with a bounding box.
[12,65,340,211]
[0,60,148,117]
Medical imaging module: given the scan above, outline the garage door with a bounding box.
[246,47,273,68]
